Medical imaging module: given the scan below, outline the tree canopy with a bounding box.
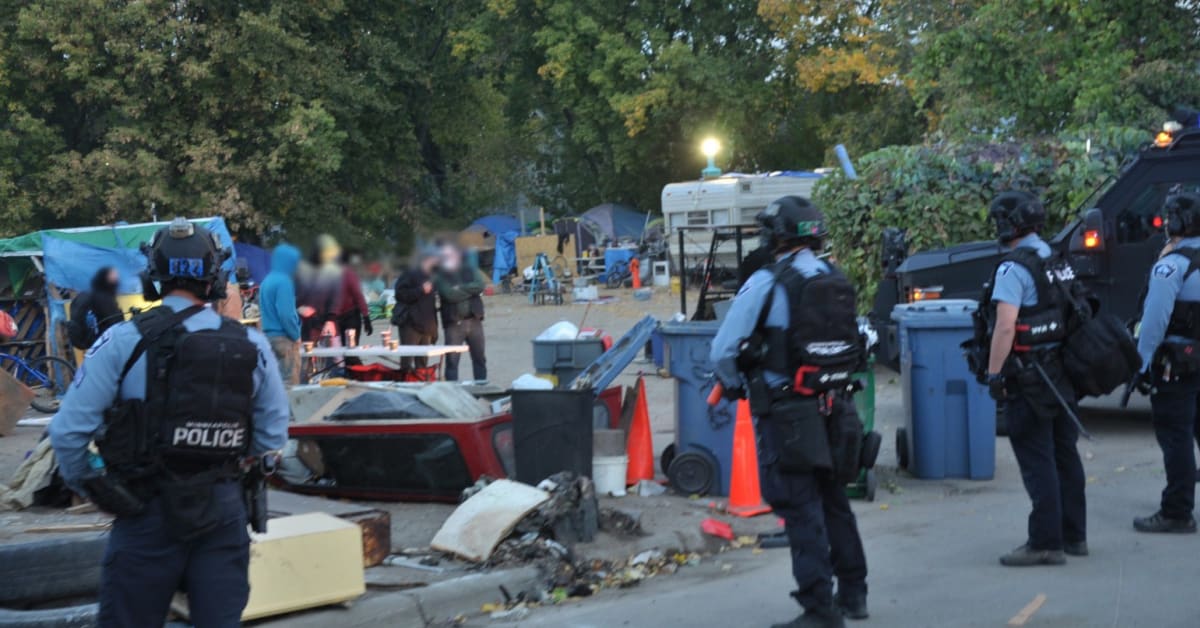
[0,1,1198,245]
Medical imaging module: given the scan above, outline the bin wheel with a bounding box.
[864,469,878,502]
[896,427,909,471]
[995,401,1009,437]
[659,444,676,476]
[668,451,716,496]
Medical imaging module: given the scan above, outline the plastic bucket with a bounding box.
[592,455,628,497]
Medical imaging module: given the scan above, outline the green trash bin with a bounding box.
[846,360,879,501]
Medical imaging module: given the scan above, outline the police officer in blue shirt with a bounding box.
[983,191,1087,567]
[1133,192,1200,534]
[48,218,290,627]
[711,197,868,628]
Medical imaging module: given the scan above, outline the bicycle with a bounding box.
[0,349,76,413]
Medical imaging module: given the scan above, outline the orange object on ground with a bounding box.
[630,258,641,288]
[625,376,655,486]
[727,399,772,518]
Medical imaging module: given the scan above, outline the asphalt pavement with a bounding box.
[475,394,1200,628]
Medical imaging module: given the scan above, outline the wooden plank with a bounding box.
[25,522,112,534]
[345,510,391,568]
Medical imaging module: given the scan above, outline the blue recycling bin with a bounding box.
[892,300,995,480]
[660,321,736,496]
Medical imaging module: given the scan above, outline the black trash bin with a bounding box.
[510,388,594,485]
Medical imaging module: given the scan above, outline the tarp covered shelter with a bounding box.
[0,218,237,363]
[468,214,520,236]
[580,204,648,243]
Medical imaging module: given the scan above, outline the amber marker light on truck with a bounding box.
[1156,121,1184,148]
[909,286,943,302]
[1083,230,1101,248]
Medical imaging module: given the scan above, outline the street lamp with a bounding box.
[700,137,721,179]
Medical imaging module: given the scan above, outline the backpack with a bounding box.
[768,260,865,394]
[67,292,99,350]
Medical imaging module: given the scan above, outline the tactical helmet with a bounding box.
[141,217,229,286]
[1164,192,1200,237]
[989,191,1045,243]
[757,196,827,251]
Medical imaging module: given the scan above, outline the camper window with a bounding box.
[686,210,708,226]
[739,207,764,224]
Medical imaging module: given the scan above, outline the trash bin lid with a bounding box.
[891,299,979,328]
[659,321,723,336]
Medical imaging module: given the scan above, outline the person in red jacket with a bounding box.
[335,250,372,346]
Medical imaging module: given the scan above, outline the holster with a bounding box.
[82,474,146,518]
[243,471,268,534]
[762,396,833,474]
[1156,341,1200,381]
[745,371,772,417]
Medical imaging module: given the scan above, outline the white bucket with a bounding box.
[592,455,628,497]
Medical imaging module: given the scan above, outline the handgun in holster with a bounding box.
[736,333,774,416]
[242,453,278,534]
[83,474,146,518]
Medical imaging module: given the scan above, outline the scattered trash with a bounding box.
[512,373,554,390]
[431,479,551,562]
[537,321,580,341]
[490,603,531,621]
[598,507,644,537]
[633,288,652,301]
[381,555,445,573]
[632,480,666,497]
[879,504,890,511]
[630,549,664,566]
[700,517,734,541]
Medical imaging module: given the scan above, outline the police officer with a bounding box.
[48,218,290,627]
[1133,192,1200,534]
[711,196,868,628]
[983,191,1087,566]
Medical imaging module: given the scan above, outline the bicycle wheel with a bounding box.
[606,262,628,289]
[25,356,75,414]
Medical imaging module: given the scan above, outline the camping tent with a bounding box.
[580,204,648,243]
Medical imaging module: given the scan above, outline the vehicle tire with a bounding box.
[995,401,1008,437]
[667,451,716,496]
[896,427,909,471]
[864,469,878,502]
[25,356,75,414]
[0,605,98,628]
[0,535,105,607]
[659,443,676,476]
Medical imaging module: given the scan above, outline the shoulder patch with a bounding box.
[84,327,115,358]
[997,261,1015,277]
[1153,262,1177,279]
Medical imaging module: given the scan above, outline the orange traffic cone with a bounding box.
[626,376,655,486]
[630,258,642,289]
[727,399,771,517]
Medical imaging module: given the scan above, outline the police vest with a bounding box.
[100,306,257,477]
[1160,247,1200,340]
[758,259,865,395]
[986,248,1074,351]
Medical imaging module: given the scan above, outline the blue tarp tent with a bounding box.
[492,231,518,283]
[580,204,648,242]
[469,214,521,236]
[233,242,271,285]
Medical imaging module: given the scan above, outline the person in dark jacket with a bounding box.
[334,251,372,346]
[88,267,124,336]
[436,244,487,381]
[393,249,440,369]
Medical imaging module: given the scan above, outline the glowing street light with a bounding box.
[700,137,721,179]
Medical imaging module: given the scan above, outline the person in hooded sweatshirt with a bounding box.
[88,267,124,337]
[260,243,303,385]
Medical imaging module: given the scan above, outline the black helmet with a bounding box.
[757,195,827,251]
[141,217,229,285]
[1164,192,1200,237]
[989,191,1045,243]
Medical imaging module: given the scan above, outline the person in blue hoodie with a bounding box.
[260,243,303,385]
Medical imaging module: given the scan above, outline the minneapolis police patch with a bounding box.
[1153,262,1177,279]
[997,261,1015,276]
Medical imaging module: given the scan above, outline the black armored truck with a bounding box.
[871,124,1200,372]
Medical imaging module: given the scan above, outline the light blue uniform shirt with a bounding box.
[48,295,291,493]
[1136,237,1200,371]
[991,233,1052,308]
[710,248,831,388]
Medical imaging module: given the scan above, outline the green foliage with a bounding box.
[815,127,1147,305]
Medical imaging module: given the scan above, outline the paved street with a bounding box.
[475,397,1200,628]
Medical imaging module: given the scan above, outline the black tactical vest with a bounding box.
[1161,247,1200,340]
[987,248,1073,351]
[100,306,257,478]
[759,259,864,394]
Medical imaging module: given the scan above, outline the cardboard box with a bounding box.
[172,512,365,621]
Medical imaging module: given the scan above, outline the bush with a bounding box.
[814,127,1147,307]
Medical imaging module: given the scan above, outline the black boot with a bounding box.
[998,543,1066,567]
[1133,511,1197,534]
[835,592,869,620]
[770,606,846,628]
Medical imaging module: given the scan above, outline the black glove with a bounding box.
[363,320,374,337]
[986,373,1007,401]
[722,384,746,401]
[1133,370,1153,395]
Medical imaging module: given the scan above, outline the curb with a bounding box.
[255,567,541,628]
